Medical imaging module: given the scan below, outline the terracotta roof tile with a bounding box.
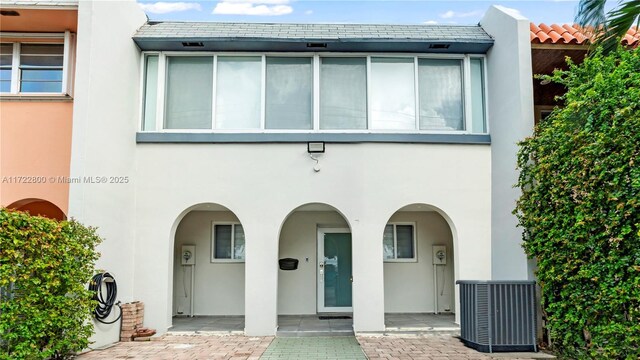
[530,23,639,47]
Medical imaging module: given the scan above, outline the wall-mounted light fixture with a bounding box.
[307,142,325,154]
[307,142,325,172]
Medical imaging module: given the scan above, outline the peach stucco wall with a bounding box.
[0,101,73,214]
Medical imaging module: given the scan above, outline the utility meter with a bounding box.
[181,245,196,265]
[432,245,447,265]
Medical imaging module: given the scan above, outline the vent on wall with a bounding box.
[182,41,204,47]
[429,43,450,49]
[307,42,328,48]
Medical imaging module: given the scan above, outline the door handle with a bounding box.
[350,276,353,283]
[319,262,324,283]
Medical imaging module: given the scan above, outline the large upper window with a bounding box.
[141,53,487,133]
[0,34,73,96]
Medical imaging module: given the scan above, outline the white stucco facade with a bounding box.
[68,1,533,347]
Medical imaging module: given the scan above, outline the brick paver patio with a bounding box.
[77,334,274,360]
[77,334,551,359]
[357,334,548,360]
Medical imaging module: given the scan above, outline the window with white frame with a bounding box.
[141,53,487,133]
[0,33,73,95]
[212,223,245,262]
[383,223,416,261]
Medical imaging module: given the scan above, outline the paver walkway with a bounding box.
[260,337,366,360]
[77,334,552,360]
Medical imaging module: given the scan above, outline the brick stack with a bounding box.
[120,301,144,342]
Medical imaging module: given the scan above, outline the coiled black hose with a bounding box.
[89,272,122,324]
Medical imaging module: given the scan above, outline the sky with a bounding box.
[136,0,617,25]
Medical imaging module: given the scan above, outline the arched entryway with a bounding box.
[169,203,246,333]
[276,203,354,335]
[382,203,458,331]
[7,198,66,220]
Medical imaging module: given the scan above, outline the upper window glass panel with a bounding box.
[142,55,158,131]
[370,57,416,130]
[164,56,213,129]
[418,59,464,130]
[19,44,64,93]
[470,58,487,133]
[320,57,367,130]
[265,57,313,130]
[216,56,261,129]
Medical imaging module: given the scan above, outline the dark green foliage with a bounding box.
[516,47,640,359]
[576,0,640,54]
[0,209,102,359]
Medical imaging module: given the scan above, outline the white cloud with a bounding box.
[138,2,202,14]
[423,20,438,25]
[305,10,313,15]
[213,0,293,16]
[439,10,484,19]
[224,0,290,4]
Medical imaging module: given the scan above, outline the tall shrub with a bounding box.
[0,209,102,360]
[516,47,640,359]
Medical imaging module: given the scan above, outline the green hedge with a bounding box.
[0,208,102,360]
[516,47,640,359]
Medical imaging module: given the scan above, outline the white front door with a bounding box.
[317,228,353,313]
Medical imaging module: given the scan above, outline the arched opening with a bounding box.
[277,203,353,335]
[382,203,458,331]
[169,203,245,333]
[6,198,66,221]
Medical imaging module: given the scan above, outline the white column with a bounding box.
[244,221,279,335]
[351,220,385,332]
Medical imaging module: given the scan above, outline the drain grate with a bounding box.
[318,315,352,320]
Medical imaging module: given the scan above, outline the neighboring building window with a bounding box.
[265,57,313,130]
[19,44,63,93]
[141,53,487,134]
[0,44,12,93]
[212,223,245,262]
[383,223,416,261]
[1,35,72,95]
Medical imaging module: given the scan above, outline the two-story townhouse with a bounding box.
[66,1,535,348]
[0,0,78,220]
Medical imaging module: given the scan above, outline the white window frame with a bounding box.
[0,31,75,97]
[383,222,417,263]
[211,222,245,263]
[139,51,488,135]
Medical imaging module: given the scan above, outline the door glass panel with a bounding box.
[323,233,352,307]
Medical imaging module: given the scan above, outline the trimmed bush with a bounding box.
[515,47,640,359]
[0,208,102,360]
